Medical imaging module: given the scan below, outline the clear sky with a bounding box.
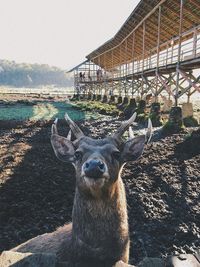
[0,0,138,70]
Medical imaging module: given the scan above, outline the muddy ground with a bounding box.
[0,115,200,265]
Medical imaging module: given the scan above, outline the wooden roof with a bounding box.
[86,0,200,70]
[67,60,88,73]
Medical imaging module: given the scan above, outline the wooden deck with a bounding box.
[69,0,200,105]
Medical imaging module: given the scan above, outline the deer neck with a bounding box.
[71,176,128,246]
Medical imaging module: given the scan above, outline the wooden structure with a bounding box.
[69,0,200,105]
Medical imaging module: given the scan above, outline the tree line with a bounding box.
[0,59,73,87]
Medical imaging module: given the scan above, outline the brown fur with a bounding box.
[11,119,147,267]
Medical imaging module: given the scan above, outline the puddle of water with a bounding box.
[0,101,102,121]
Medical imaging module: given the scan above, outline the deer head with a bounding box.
[51,113,152,197]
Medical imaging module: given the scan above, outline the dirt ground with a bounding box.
[0,113,200,265]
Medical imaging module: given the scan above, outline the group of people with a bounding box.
[96,69,103,81]
[79,69,107,82]
[79,71,92,82]
[79,72,85,82]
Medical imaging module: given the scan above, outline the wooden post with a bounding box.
[175,0,184,107]
[111,50,114,95]
[92,59,95,82]
[125,39,128,76]
[93,58,96,82]
[132,32,135,74]
[193,27,197,58]
[119,45,122,96]
[141,22,146,98]
[102,55,105,95]
[74,69,77,96]
[103,54,105,82]
[131,33,135,98]
[88,60,91,84]
[122,42,125,78]
[171,38,174,64]
[125,39,128,96]
[166,43,169,65]
[119,45,122,75]
[142,22,145,71]
[156,5,162,102]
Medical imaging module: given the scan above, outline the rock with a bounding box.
[97,94,102,101]
[109,95,116,104]
[182,103,193,118]
[162,99,173,112]
[137,100,146,114]
[163,107,183,133]
[92,94,96,101]
[0,251,56,267]
[123,98,137,119]
[102,95,108,103]
[56,262,70,267]
[166,254,200,267]
[118,97,129,111]
[149,102,162,127]
[138,257,164,267]
[87,93,92,100]
[114,260,135,267]
[117,96,123,105]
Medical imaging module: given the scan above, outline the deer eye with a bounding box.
[112,151,121,160]
[74,151,83,161]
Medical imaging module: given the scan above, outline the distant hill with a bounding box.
[0,59,73,87]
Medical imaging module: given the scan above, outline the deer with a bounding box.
[10,112,152,267]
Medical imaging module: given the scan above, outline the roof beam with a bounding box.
[88,0,168,60]
[188,0,200,9]
[134,11,180,42]
[164,2,194,26]
[180,2,200,21]
[88,0,199,70]
[146,17,178,43]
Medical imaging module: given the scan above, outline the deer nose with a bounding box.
[83,159,106,179]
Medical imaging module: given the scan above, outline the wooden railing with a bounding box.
[75,26,200,83]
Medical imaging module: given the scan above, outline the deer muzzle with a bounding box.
[83,159,106,179]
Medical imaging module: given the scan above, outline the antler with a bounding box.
[64,113,84,140]
[51,118,74,141]
[115,113,153,143]
[113,112,137,141]
[129,117,153,143]
[145,118,153,144]
[129,126,134,139]
[67,129,72,141]
[51,118,58,135]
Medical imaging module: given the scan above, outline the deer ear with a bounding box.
[51,134,75,162]
[121,135,145,162]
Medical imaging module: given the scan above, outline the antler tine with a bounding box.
[64,113,84,140]
[146,118,153,144]
[67,129,72,141]
[113,112,137,141]
[129,126,134,139]
[51,118,58,135]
